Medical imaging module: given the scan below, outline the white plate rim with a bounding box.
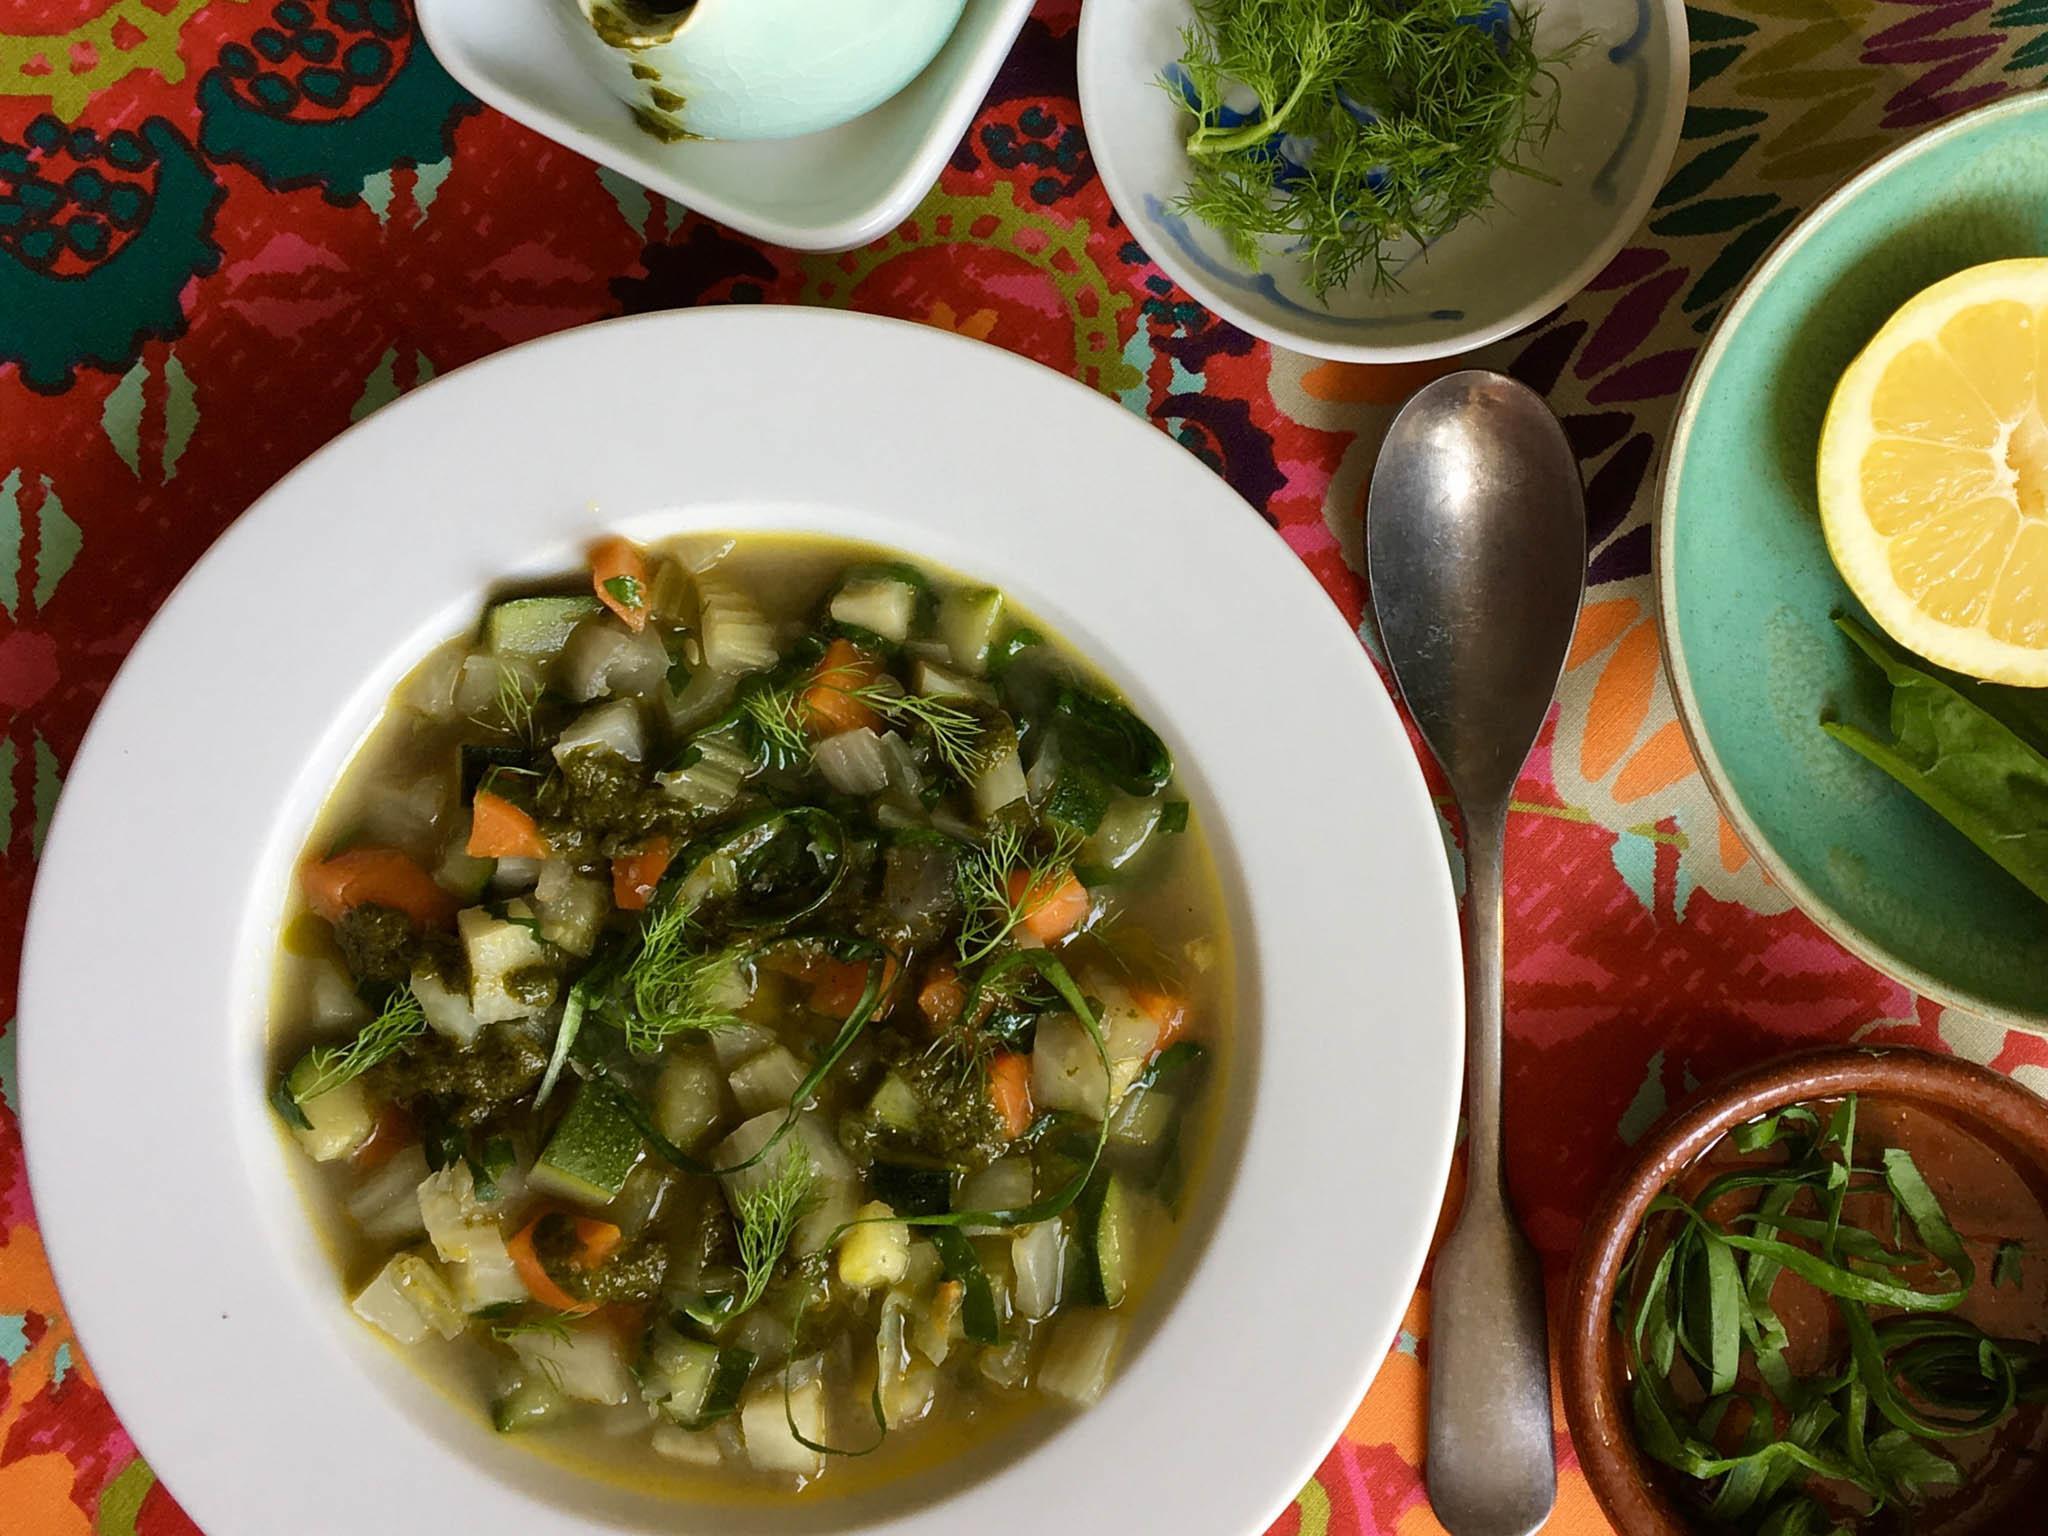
[21,306,1462,1536]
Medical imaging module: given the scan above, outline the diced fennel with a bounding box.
[1110,1085,1178,1150]
[695,572,780,674]
[433,841,494,902]
[532,860,609,955]
[416,1160,489,1260]
[916,1277,966,1365]
[552,700,645,764]
[296,956,370,1031]
[449,1226,528,1311]
[878,1289,937,1428]
[459,905,555,1024]
[741,1374,827,1476]
[411,964,481,1045]
[1039,1309,1124,1406]
[560,614,668,702]
[353,1251,464,1344]
[708,1021,778,1069]
[957,1156,1032,1227]
[490,856,543,894]
[727,1044,807,1116]
[979,1322,1038,1390]
[1031,1013,1110,1120]
[912,658,996,703]
[972,745,1028,821]
[510,1323,634,1405]
[828,571,919,643]
[938,586,1004,673]
[837,1201,910,1290]
[399,636,467,718]
[347,1145,431,1241]
[1012,1218,1065,1320]
[654,1051,727,1148]
[656,725,752,812]
[812,726,891,796]
[651,1423,725,1465]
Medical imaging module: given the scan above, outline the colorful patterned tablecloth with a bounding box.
[4,2,2048,1532]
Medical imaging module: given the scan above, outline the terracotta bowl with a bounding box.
[1560,1046,2048,1534]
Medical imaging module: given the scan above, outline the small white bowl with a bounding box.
[417,0,1032,252]
[1078,0,1689,361]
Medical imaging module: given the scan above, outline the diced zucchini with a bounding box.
[1031,1013,1109,1121]
[484,595,603,658]
[640,1321,754,1426]
[551,699,645,764]
[654,1051,727,1149]
[608,1163,676,1241]
[1039,1309,1124,1406]
[740,1375,827,1476]
[510,1322,634,1405]
[837,1201,911,1291]
[532,860,609,956]
[869,1161,951,1217]
[491,1363,568,1432]
[938,586,1004,673]
[531,1081,644,1206]
[1043,763,1113,836]
[347,1145,430,1241]
[829,571,919,644]
[727,1045,806,1116]
[352,1252,463,1344]
[695,573,780,675]
[1012,1218,1065,1320]
[458,905,555,1024]
[284,1054,375,1162]
[972,746,1028,822]
[911,658,996,703]
[412,964,481,1045]
[867,1071,920,1132]
[1110,1085,1178,1150]
[1079,1174,1138,1307]
[434,841,495,903]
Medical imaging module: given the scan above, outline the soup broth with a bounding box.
[268,533,1232,1497]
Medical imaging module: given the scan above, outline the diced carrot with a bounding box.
[591,536,651,632]
[989,1051,1034,1139]
[600,1301,651,1347]
[507,1211,625,1317]
[612,836,673,911]
[350,1103,413,1173]
[301,847,456,930]
[1005,869,1091,944]
[1131,986,1190,1054]
[801,637,883,737]
[804,950,900,1020]
[918,961,965,1031]
[467,790,549,860]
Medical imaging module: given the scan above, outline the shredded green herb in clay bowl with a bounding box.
[1165,0,1585,296]
[1566,1054,2048,1535]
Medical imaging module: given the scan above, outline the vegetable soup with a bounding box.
[267,533,1232,1494]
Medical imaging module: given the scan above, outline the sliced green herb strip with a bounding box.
[1995,1239,2026,1289]
[930,1228,1001,1345]
[602,574,645,610]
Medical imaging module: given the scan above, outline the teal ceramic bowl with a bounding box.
[1660,90,2048,1029]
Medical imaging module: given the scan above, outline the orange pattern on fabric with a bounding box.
[1579,624,1661,782]
[1565,599,1638,669]
[1612,718,1697,802]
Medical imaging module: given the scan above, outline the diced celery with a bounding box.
[828,572,918,644]
[938,586,1004,673]
[417,1161,487,1260]
[695,573,780,674]
[449,1227,528,1311]
[353,1251,464,1344]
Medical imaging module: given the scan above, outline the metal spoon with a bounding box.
[1366,371,1586,1536]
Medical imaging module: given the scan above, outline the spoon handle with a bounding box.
[1425,799,1556,1536]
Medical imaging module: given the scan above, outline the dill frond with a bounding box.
[291,989,426,1103]
[620,901,749,1054]
[732,1145,816,1316]
[954,821,1084,965]
[857,685,991,781]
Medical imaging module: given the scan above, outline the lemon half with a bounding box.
[1817,258,2048,685]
